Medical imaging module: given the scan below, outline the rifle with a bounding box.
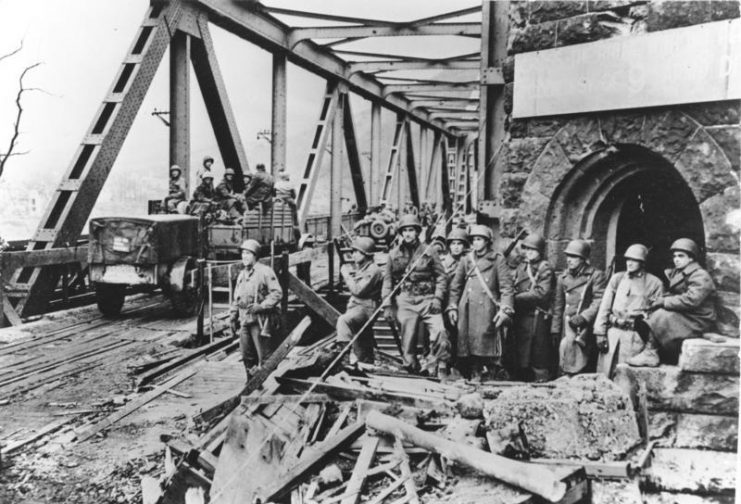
[572,275,593,349]
[504,229,529,258]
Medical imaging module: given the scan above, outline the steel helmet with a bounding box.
[203,155,214,164]
[447,228,469,244]
[397,214,422,232]
[351,237,375,256]
[240,239,261,256]
[201,172,214,180]
[469,225,493,242]
[670,238,699,258]
[521,233,545,253]
[169,164,182,174]
[564,239,590,259]
[224,167,235,176]
[624,243,649,262]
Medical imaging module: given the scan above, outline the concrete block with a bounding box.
[613,364,739,415]
[649,411,738,451]
[642,448,736,494]
[702,186,741,255]
[679,337,739,374]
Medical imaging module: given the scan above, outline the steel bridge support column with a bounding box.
[370,101,382,205]
[271,53,287,176]
[478,0,509,227]
[329,84,346,290]
[170,30,191,195]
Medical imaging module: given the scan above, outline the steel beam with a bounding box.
[330,86,345,243]
[440,139,453,220]
[479,1,509,207]
[383,82,480,95]
[342,94,368,212]
[430,112,480,121]
[404,5,482,27]
[380,114,407,204]
[191,14,250,188]
[297,82,340,225]
[195,0,451,135]
[289,23,481,45]
[271,53,287,175]
[262,7,398,28]
[349,59,480,74]
[170,30,191,196]
[404,121,420,208]
[425,131,443,201]
[11,2,183,316]
[370,101,381,204]
[411,100,479,110]
[420,127,429,199]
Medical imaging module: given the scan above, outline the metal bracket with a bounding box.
[481,66,504,85]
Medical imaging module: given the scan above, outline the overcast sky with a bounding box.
[0,0,480,238]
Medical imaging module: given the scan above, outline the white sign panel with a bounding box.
[513,19,741,118]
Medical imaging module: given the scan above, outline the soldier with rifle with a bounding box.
[593,244,664,372]
[447,225,515,381]
[510,233,556,382]
[550,239,606,376]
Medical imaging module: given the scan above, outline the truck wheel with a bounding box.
[168,259,199,317]
[95,283,125,317]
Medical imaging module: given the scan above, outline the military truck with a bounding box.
[88,215,200,316]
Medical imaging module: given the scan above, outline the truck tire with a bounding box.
[167,258,199,317]
[95,283,126,317]
[170,283,198,317]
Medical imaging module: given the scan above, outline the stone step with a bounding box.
[643,492,736,504]
[649,412,738,451]
[641,448,736,495]
[679,337,739,375]
[614,364,739,415]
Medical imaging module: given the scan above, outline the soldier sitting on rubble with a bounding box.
[448,225,515,381]
[230,239,283,383]
[244,163,275,212]
[188,172,218,222]
[382,214,451,378]
[550,240,606,376]
[510,234,556,382]
[629,238,717,367]
[162,164,186,214]
[336,237,384,367]
[214,168,244,222]
[593,244,664,372]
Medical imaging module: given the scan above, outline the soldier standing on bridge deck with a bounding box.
[629,238,717,367]
[230,239,283,382]
[382,214,450,377]
[337,237,383,366]
[593,244,664,372]
[448,225,515,381]
[442,228,468,370]
[551,240,606,376]
[510,234,556,382]
[163,164,186,214]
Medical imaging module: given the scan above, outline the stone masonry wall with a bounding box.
[500,1,740,327]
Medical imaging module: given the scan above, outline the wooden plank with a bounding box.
[2,298,23,326]
[75,369,197,443]
[513,19,741,118]
[529,458,632,479]
[264,422,366,502]
[394,435,420,504]
[325,401,353,440]
[241,393,332,406]
[341,435,379,504]
[287,272,340,326]
[1,417,75,455]
[0,246,88,275]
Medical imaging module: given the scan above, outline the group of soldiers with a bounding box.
[162,156,297,223]
[335,214,718,382]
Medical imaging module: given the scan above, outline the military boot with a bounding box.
[437,363,450,382]
[627,339,660,367]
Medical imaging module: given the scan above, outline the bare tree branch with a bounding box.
[0,40,23,65]
[0,61,42,179]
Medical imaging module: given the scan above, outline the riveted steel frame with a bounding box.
[342,94,368,212]
[404,121,420,209]
[271,54,287,176]
[380,114,407,204]
[170,30,191,195]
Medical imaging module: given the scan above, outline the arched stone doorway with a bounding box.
[544,145,705,277]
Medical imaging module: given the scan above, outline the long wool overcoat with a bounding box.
[448,249,514,358]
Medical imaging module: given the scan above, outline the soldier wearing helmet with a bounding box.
[382,214,450,377]
[336,237,384,366]
[230,239,283,382]
[448,224,515,381]
[214,167,244,221]
[244,163,276,212]
[593,244,664,372]
[510,233,556,382]
[628,238,716,367]
[550,239,607,376]
[163,164,186,213]
[188,171,217,220]
[440,228,469,372]
[197,155,214,181]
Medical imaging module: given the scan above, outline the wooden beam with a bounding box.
[1,417,75,455]
[287,272,340,327]
[341,435,380,504]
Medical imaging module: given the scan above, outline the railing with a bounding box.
[304,212,363,241]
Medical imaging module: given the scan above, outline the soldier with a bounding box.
[197,155,214,180]
[448,225,515,381]
[214,168,244,220]
[629,238,717,366]
[189,173,216,219]
[382,214,450,377]
[163,164,186,213]
[510,234,556,382]
[274,169,297,207]
[593,244,664,372]
[229,239,283,382]
[337,237,383,366]
[442,228,468,371]
[244,163,275,211]
[550,240,606,376]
